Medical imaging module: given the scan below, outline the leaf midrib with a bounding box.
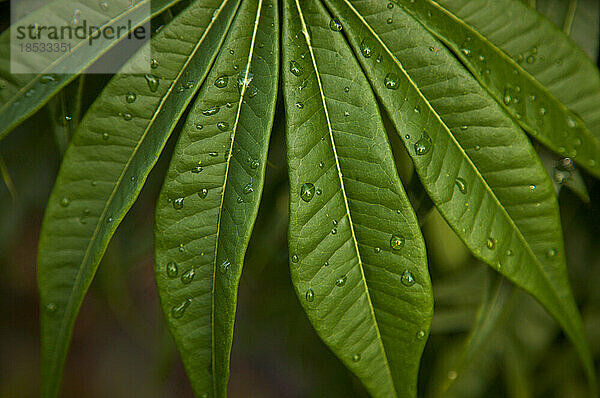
[48,0,235,377]
[341,0,567,317]
[209,0,263,393]
[292,0,396,393]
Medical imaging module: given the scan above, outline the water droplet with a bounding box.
[220,259,231,274]
[181,268,195,284]
[144,74,159,92]
[289,61,303,76]
[344,111,350,117]
[460,125,468,130]
[316,188,322,195]
[296,101,304,109]
[387,17,393,24]
[416,330,426,340]
[329,18,342,31]
[305,288,315,302]
[202,105,220,116]
[150,58,159,69]
[474,145,481,151]
[171,298,191,319]
[360,39,374,58]
[539,107,546,116]
[390,235,405,250]
[506,249,513,256]
[198,189,208,199]
[461,48,471,56]
[344,86,350,93]
[486,237,496,250]
[250,159,260,169]
[414,106,420,113]
[217,121,229,132]
[448,370,458,380]
[324,261,330,267]
[243,183,253,194]
[59,197,71,207]
[478,54,486,62]
[335,275,347,287]
[414,133,432,156]
[173,197,184,210]
[300,183,315,202]
[567,116,577,128]
[352,353,361,362]
[125,92,136,103]
[122,112,132,121]
[546,248,556,258]
[214,76,228,88]
[503,88,512,105]
[374,247,381,253]
[401,270,415,287]
[384,73,399,90]
[166,262,178,278]
[331,228,338,235]
[455,178,467,194]
[526,55,536,64]
[292,254,299,263]
[209,152,218,157]
[387,2,394,8]
[45,302,57,313]
[318,161,324,168]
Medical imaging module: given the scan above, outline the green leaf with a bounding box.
[283,1,433,397]
[324,0,595,392]
[0,0,182,139]
[388,0,600,178]
[37,1,241,396]
[46,76,85,156]
[153,0,278,396]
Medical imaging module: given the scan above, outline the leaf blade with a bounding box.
[0,0,181,139]
[395,0,600,177]
[37,1,241,396]
[284,1,433,396]
[153,0,279,396]
[325,0,595,390]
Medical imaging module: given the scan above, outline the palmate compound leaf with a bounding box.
[284,0,433,397]
[390,0,600,178]
[0,0,184,140]
[37,1,242,396]
[153,0,278,396]
[323,0,596,392]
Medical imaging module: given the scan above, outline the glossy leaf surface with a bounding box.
[37,1,240,396]
[284,0,433,396]
[324,0,595,390]
[153,0,278,396]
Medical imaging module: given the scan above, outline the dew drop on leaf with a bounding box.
[196,123,203,130]
[390,235,405,250]
[335,275,347,287]
[401,270,415,287]
[250,159,260,169]
[59,197,71,207]
[202,106,220,116]
[305,288,315,302]
[181,268,195,284]
[289,61,303,76]
[45,302,57,313]
[352,353,361,362]
[173,197,184,210]
[360,39,374,58]
[217,121,229,131]
[144,74,159,92]
[291,254,299,263]
[384,73,399,90]
[214,76,228,88]
[374,247,381,253]
[546,248,556,258]
[243,183,253,194]
[150,58,159,69]
[416,330,426,340]
[296,101,304,109]
[220,259,231,274]
[198,189,208,199]
[486,237,496,250]
[329,18,342,31]
[503,88,512,105]
[166,262,178,278]
[414,133,432,156]
[171,298,191,319]
[125,92,136,103]
[455,178,467,194]
[300,183,315,202]
[122,112,132,121]
[209,152,218,157]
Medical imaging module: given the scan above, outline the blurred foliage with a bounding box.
[1,1,600,397]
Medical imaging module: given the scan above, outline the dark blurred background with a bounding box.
[1,0,600,397]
